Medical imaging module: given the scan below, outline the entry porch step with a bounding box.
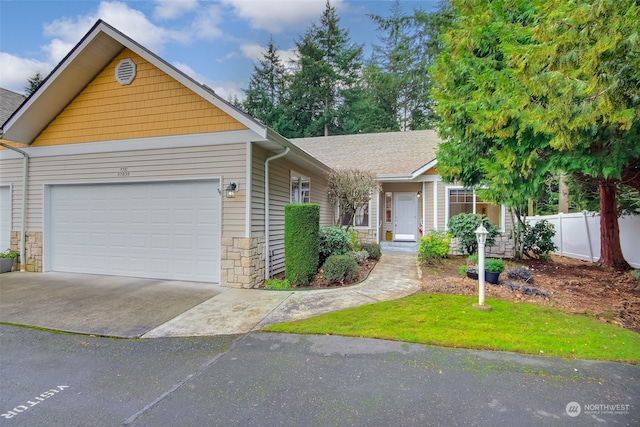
[380,241,418,254]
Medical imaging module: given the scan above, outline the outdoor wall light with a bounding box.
[226,181,239,198]
[417,190,422,198]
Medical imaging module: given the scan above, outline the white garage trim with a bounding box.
[0,185,11,250]
[44,178,221,282]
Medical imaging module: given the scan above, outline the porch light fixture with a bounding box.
[226,181,238,198]
[417,190,422,198]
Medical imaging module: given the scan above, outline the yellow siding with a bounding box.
[33,49,246,146]
[424,167,438,175]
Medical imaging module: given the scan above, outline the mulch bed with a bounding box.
[419,255,640,334]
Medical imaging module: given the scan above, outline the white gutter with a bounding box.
[264,146,290,280]
[0,141,29,271]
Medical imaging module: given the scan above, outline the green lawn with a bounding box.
[264,294,640,364]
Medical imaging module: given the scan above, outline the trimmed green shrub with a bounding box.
[323,254,360,283]
[418,230,452,262]
[361,242,381,260]
[447,213,500,255]
[523,220,557,260]
[285,204,320,286]
[319,226,352,266]
[263,278,291,290]
[349,250,369,265]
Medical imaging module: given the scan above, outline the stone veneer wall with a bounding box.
[10,231,43,272]
[220,236,265,288]
[352,228,376,244]
[449,233,515,258]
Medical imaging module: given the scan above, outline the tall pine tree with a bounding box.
[369,0,453,130]
[241,37,287,127]
[281,0,363,137]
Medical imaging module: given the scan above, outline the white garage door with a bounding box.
[48,180,220,282]
[0,186,11,251]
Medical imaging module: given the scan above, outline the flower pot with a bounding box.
[466,271,478,280]
[0,258,14,273]
[485,271,500,284]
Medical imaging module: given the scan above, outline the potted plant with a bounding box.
[0,249,18,273]
[484,258,505,284]
[463,254,479,280]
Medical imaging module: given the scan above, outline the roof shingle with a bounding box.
[1,88,26,126]
[290,130,440,177]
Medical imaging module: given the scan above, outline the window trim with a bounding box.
[385,192,392,223]
[336,199,372,229]
[444,186,506,232]
[290,171,310,204]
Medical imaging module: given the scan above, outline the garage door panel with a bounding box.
[49,180,220,282]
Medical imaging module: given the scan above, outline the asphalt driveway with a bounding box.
[1,327,637,426]
[0,272,221,338]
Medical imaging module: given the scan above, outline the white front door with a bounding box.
[394,192,417,241]
[46,180,220,282]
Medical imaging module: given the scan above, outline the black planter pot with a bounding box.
[485,271,500,284]
[466,271,478,280]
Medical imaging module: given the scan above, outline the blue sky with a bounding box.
[0,0,440,100]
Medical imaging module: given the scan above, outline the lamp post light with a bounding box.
[473,224,492,311]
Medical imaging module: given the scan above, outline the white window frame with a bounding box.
[444,186,506,231]
[290,171,310,204]
[338,200,372,229]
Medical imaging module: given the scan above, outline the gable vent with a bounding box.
[115,59,136,85]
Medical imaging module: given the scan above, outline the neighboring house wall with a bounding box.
[32,49,246,147]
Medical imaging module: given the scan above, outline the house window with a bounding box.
[291,172,310,204]
[447,188,503,229]
[385,192,392,223]
[341,202,370,228]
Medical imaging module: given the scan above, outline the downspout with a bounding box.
[0,140,29,271]
[264,146,290,280]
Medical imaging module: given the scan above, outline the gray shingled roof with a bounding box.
[1,88,26,126]
[290,129,440,177]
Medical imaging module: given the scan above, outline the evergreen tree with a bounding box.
[24,72,44,95]
[369,0,453,130]
[432,0,639,269]
[281,0,363,137]
[241,37,287,127]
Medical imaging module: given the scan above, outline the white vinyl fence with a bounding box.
[528,212,640,268]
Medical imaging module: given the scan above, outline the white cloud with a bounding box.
[190,4,224,39]
[239,43,297,66]
[1,1,199,97]
[220,0,345,33]
[239,43,264,62]
[0,53,51,94]
[42,1,192,61]
[153,0,199,20]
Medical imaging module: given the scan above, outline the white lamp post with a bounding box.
[473,225,492,311]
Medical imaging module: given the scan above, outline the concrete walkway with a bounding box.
[142,252,420,338]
